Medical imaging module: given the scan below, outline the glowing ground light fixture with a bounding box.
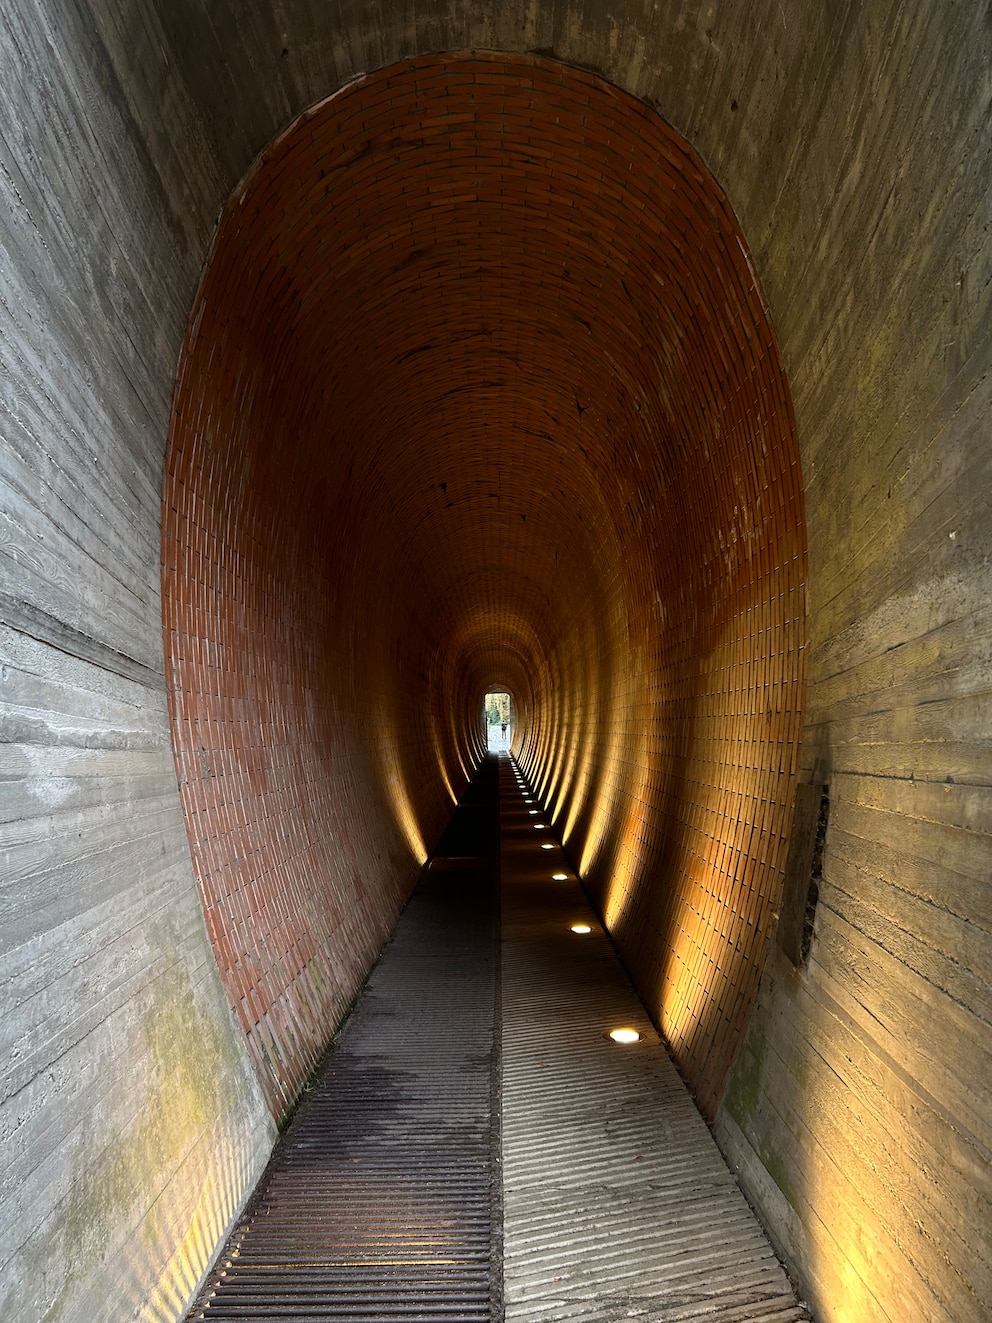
[570,923,592,934]
[540,842,555,850]
[609,1028,640,1044]
[552,872,568,881]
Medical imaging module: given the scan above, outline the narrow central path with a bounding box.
[187,761,501,1322]
[187,754,808,1322]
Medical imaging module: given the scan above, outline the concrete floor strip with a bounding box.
[498,754,810,1323]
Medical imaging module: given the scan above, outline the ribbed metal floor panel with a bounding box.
[189,754,809,1323]
[186,761,501,1322]
[499,756,811,1323]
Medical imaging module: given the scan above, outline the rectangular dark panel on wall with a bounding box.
[777,782,827,967]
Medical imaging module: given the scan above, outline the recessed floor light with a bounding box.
[528,808,538,814]
[609,1028,640,1044]
[540,842,554,850]
[533,824,546,829]
[570,923,592,934]
[552,872,568,881]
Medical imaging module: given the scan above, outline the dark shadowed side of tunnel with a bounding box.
[161,53,807,1124]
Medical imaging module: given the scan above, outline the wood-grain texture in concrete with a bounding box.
[1,4,989,1323]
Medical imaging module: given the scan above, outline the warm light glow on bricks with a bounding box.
[163,52,805,1125]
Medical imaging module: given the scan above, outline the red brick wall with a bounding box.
[162,53,806,1119]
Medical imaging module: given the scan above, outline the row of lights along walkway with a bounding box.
[186,753,808,1321]
[498,753,810,1321]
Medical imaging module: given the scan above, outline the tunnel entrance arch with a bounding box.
[163,51,806,1121]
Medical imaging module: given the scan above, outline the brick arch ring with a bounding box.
[162,52,807,1121]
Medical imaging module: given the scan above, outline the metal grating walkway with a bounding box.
[186,761,501,1322]
[187,754,810,1322]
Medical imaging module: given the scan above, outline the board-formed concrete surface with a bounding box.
[1,4,989,1323]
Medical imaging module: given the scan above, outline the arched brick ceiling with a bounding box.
[163,53,807,1119]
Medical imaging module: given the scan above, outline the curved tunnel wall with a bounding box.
[163,54,806,1120]
[3,5,990,1323]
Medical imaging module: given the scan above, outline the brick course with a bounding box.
[163,52,806,1119]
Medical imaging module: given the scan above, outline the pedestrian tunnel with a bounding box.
[161,52,807,1129]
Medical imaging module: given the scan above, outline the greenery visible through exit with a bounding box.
[484,692,512,752]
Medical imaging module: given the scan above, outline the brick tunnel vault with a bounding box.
[163,54,807,1123]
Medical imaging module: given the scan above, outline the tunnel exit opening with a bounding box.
[484,691,513,752]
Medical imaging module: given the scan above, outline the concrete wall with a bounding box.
[0,6,278,1319]
[1,4,989,1323]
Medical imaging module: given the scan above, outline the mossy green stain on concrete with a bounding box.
[137,968,248,1225]
[24,964,260,1323]
[758,1134,799,1212]
[724,1016,800,1212]
[724,1020,766,1129]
